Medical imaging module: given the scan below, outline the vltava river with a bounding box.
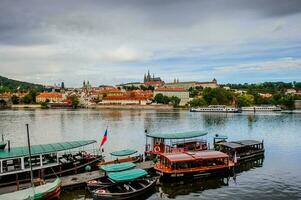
[1,109,301,199]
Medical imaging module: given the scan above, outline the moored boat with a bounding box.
[91,169,157,200]
[98,149,142,166]
[241,105,281,112]
[214,139,264,162]
[0,139,102,188]
[154,150,234,179]
[190,105,241,113]
[87,162,136,191]
[145,130,208,160]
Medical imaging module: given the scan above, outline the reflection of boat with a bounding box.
[154,151,234,179]
[91,169,157,200]
[214,135,264,162]
[98,149,142,166]
[160,175,229,198]
[0,124,62,200]
[145,131,208,160]
[87,162,136,191]
[190,105,241,113]
[0,139,102,187]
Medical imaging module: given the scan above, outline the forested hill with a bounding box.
[0,75,44,92]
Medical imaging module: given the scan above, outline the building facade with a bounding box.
[36,92,64,103]
[153,87,189,106]
[164,79,218,90]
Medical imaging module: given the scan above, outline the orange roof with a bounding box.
[162,151,229,162]
[155,87,187,92]
[144,81,165,85]
[37,92,63,98]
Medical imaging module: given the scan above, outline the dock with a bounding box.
[0,161,154,194]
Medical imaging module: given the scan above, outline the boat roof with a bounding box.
[108,169,147,182]
[0,177,61,199]
[218,140,262,149]
[162,151,229,162]
[100,162,136,172]
[146,130,207,139]
[110,149,137,157]
[0,140,96,159]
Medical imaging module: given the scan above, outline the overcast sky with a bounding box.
[1,0,301,87]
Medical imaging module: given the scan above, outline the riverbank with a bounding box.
[11,104,42,109]
[87,104,174,110]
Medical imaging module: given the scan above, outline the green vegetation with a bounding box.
[68,96,79,109]
[22,90,38,104]
[122,85,154,91]
[0,75,44,93]
[154,93,181,107]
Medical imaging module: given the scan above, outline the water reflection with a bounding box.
[202,113,229,127]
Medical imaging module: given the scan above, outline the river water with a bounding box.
[0,109,301,199]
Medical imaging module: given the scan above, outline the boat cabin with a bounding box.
[99,149,142,166]
[0,140,101,186]
[154,151,233,178]
[214,139,264,161]
[145,131,208,160]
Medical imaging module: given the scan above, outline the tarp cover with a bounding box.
[0,178,61,200]
[110,149,137,157]
[100,162,136,172]
[108,169,147,182]
[146,131,207,139]
[0,140,96,159]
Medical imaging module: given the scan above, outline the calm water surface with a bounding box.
[0,109,301,200]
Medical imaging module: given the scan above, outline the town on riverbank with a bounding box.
[1,71,301,110]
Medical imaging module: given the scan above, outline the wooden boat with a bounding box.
[98,149,142,166]
[154,150,234,179]
[0,124,62,200]
[0,177,61,200]
[87,162,136,191]
[0,139,103,188]
[91,169,157,200]
[213,135,264,162]
[145,130,208,160]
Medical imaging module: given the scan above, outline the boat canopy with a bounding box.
[0,177,61,199]
[219,140,262,149]
[110,149,137,157]
[146,131,207,139]
[108,169,147,182]
[100,162,136,172]
[0,140,96,159]
[214,134,228,140]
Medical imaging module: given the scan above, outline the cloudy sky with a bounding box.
[1,0,301,87]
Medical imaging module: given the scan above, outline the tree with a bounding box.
[154,93,164,103]
[189,98,207,107]
[162,96,170,104]
[237,94,254,107]
[280,95,295,110]
[170,96,181,107]
[211,97,218,105]
[69,96,79,109]
[11,95,20,104]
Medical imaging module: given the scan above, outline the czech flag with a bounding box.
[100,129,108,147]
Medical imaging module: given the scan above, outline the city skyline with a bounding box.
[1,0,301,87]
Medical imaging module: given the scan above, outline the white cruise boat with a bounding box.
[190,105,241,113]
[241,105,281,112]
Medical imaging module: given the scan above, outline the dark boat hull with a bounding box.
[92,178,157,200]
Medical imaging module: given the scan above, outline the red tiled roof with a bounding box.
[144,81,165,85]
[155,87,187,92]
[37,92,63,98]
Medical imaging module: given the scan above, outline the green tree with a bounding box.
[162,96,170,104]
[189,98,207,107]
[170,96,181,107]
[211,97,219,105]
[11,95,19,104]
[154,93,164,103]
[280,95,295,110]
[237,94,254,107]
[69,96,79,109]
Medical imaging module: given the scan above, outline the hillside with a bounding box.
[0,75,44,93]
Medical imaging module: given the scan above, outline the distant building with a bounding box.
[259,93,273,98]
[144,81,165,87]
[164,78,218,90]
[295,100,301,109]
[144,70,162,83]
[154,87,189,106]
[101,90,153,105]
[36,92,64,103]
